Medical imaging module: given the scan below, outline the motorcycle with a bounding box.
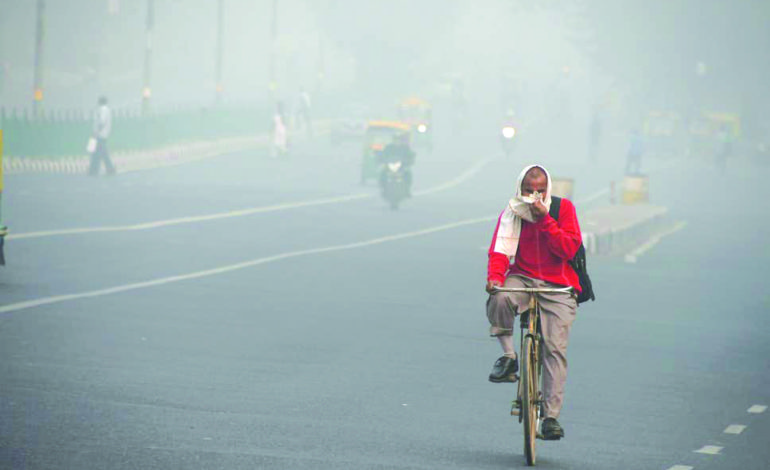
[500,123,517,157]
[381,160,409,210]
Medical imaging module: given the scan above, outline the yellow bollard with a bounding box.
[621,174,649,204]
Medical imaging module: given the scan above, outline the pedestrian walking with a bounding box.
[625,127,644,175]
[271,101,288,158]
[88,96,116,176]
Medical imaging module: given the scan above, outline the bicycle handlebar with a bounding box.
[490,286,573,294]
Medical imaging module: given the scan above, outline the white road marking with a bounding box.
[9,158,492,241]
[624,221,687,263]
[7,193,371,240]
[0,216,495,314]
[748,405,767,414]
[666,466,694,470]
[694,445,723,455]
[724,424,747,434]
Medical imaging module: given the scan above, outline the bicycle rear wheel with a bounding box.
[521,335,539,466]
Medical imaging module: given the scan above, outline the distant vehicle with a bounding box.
[500,123,517,158]
[361,121,411,184]
[687,111,741,159]
[381,160,409,210]
[500,110,519,158]
[398,97,433,152]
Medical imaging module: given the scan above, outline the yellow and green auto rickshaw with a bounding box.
[688,111,741,159]
[361,121,411,184]
[398,97,433,152]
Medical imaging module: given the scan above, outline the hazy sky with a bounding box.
[0,0,767,126]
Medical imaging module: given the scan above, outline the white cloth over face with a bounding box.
[493,164,553,260]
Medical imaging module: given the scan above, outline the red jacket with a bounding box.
[487,198,582,291]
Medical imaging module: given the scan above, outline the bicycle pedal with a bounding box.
[511,409,520,416]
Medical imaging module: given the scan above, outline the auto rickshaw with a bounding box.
[687,111,741,159]
[398,97,433,152]
[361,121,411,184]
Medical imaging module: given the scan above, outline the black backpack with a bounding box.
[549,196,596,304]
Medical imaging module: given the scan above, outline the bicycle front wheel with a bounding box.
[521,335,539,466]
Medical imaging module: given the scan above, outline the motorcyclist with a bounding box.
[501,108,518,131]
[500,108,519,156]
[378,132,416,196]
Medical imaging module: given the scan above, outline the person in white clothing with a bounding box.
[272,101,288,158]
[89,96,116,176]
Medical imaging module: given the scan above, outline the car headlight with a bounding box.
[417,124,428,133]
[502,126,516,139]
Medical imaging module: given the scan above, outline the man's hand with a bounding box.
[486,280,502,293]
[531,199,548,221]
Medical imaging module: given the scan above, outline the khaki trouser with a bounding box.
[487,274,577,419]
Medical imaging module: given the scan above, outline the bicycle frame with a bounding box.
[491,285,572,466]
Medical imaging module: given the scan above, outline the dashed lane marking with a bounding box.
[666,466,694,470]
[8,157,493,241]
[693,445,723,455]
[0,216,496,314]
[723,424,747,435]
[748,405,767,414]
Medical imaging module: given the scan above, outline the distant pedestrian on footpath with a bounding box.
[625,127,644,175]
[271,101,288,158]
[88,96,116,176]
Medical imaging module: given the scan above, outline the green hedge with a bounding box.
[0,106,270,158]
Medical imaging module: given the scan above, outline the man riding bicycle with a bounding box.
[485,164,582,441]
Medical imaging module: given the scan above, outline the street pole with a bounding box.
[215,0,224,104]
[142,0,154,115]
[32,0,45,117]
[268,0,278,99]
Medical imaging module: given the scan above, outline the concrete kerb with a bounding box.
[580,204,671,256]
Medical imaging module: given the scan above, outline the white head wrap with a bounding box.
[492,164,552,260]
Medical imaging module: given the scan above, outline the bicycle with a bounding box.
[491,285,573,466]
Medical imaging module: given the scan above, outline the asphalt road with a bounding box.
[1,120,769,470]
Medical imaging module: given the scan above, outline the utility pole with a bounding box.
[215,0,224,104]
[32,0,46,117]
[268,0,278,99]
[141,0,154,115]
